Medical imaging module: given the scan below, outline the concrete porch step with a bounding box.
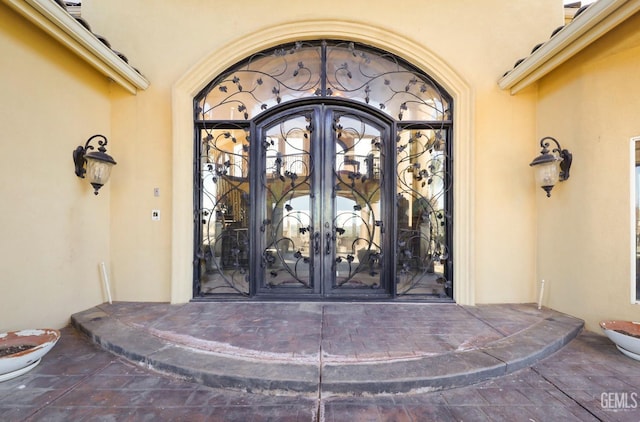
[71,302,583,396]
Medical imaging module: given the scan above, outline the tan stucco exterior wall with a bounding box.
[1,0,571,330]
[79,0,562,305]
[536,11,640,332]
[0,3,114,330]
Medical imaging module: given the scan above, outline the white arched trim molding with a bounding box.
[171,20,475,305]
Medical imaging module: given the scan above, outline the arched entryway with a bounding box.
[171,21,474,305]
[193,40,453,300]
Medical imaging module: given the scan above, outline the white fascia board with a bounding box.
[498,0,640,95]
[3,0,149,94]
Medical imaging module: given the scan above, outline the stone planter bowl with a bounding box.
[600,320,640,361]
[0,329,60,382]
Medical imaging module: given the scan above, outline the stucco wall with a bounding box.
[537,11,640,331]
[79,0,562,304]
[0,3,113,330]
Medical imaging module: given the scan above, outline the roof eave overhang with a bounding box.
[498,0,640,95]
[2,0,149,94]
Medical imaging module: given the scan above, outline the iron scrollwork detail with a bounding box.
[331,113,384,289]
[261,114,314,288]
[198,126,251,296]
[196,41,450,123]
[194,40,453,298]
[396,127,451,297]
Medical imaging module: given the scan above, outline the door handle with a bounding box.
[314,231,321,255]
[325,231,332,255]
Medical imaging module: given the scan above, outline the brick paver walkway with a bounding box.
[1,303,639,421]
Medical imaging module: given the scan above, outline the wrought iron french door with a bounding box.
[195,40,454,300]
[255,105,391,297]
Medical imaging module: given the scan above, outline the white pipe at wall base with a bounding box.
[100,262,113,305]
[538,279,545,310]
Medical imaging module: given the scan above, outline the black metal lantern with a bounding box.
[73,134,117,195]
[529,136,572,197]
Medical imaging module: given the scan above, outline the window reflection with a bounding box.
[396,128,450,297]
[199,128,250,295]
[635,140,640,301]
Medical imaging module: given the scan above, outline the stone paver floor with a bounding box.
[1,325,640,420]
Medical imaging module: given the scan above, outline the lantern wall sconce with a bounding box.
[529,136,572,198]
[73,134,117,195]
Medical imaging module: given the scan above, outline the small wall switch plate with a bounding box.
[152,210,160,221]
[154,187,160,197]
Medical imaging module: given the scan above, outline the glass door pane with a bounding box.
[329,112,384,292]
[395,128,451,297]
[259,112,317,292]
[635,139,640,302]
[198,128,250,296]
